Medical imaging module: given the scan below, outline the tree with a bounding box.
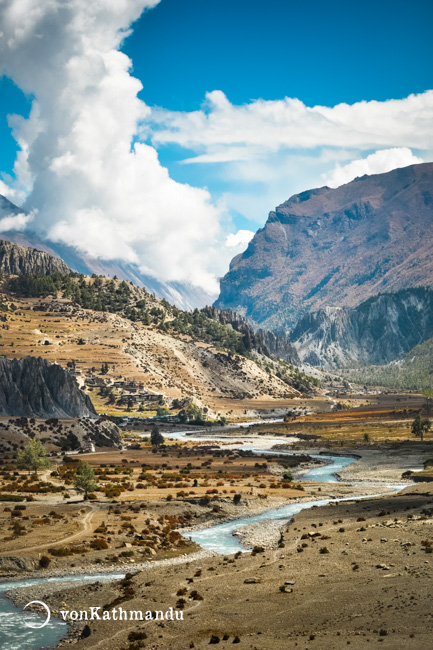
[411,414,432,442]
[74,461,97,500]
[16,439,50,475]
[423,398,433,416]
[156,406,170,416]
[150,425,164,446]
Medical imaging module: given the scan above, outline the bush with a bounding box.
[49,547,72,557]
[90,538,108,550]
[252,546,264,554]
[128,631,147,642]
[0,494,25,502]
[39,556,51,568]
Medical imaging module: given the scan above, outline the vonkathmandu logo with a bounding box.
[23,601,184,627]
[59,606,184,622]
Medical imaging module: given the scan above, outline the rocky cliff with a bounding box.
[216,162,433,330]
[291,287,433,368]
[0,356,97,417]
[0,239,70,276]
[203,306,300,365]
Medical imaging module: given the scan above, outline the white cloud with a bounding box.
[149,89,433,158]
[225,229,255,248]
[0,209,34,232]
[324,147,424,188]
[0,0,226,294]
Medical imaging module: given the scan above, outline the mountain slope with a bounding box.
[0,241,319,410]
[0,356,96,418]
[0,239,71,276]
[203,306,300,365]
[216,162,433,329]
[0,228,214,311]
[291,288,433,368]
[341,336,433,391]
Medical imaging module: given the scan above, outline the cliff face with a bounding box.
[0,356,97,418]
[203,306,300,365]
[216,162,433,330]
[291,288,433,368]
[0,240,70,276]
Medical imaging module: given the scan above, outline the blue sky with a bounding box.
[0,0,432,291]
[125,0,433,109]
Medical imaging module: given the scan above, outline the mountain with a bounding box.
[0,356,97,418]
[0,242,320,410]
[216,162,433,330]
[0,195,215,310]
[0,239,71,276]
[291,287,433,368]
[341,335,433,391]
[203,306,300,365]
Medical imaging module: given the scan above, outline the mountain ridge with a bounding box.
[291,287,433,368]
[216,162,433,330]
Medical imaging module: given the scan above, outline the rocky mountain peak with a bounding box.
[0,240,71,276]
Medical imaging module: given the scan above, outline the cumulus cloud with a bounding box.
[0,0,225,293]
[149,89,433,159]
[225,229,255,248]
[0,209,34,232]
[324,147,424,188]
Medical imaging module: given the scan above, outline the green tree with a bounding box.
[73,461,97,500]
[156,406,170,416]
[411,413,432,442]
[150,425,165,446]
[16,439,50,475]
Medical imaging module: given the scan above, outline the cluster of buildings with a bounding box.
[68,366,164,405]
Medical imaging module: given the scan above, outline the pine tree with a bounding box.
[74,461,97,500]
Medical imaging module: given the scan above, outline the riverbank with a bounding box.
[2,414,432,650]
[9,482,432,650]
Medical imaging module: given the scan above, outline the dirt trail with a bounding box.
[0,505,97,555]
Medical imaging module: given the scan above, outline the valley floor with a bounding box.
[1,393,433,650]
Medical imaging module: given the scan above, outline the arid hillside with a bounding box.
[0,293,309,417]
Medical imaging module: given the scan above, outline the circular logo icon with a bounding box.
[23,600,51,629]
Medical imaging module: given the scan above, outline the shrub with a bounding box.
[0,494,25,502]
[90,538,108,550]
[252,546,264,554]
[39,556,51,568]
[128,631,147,641]
[49,547,72,557]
